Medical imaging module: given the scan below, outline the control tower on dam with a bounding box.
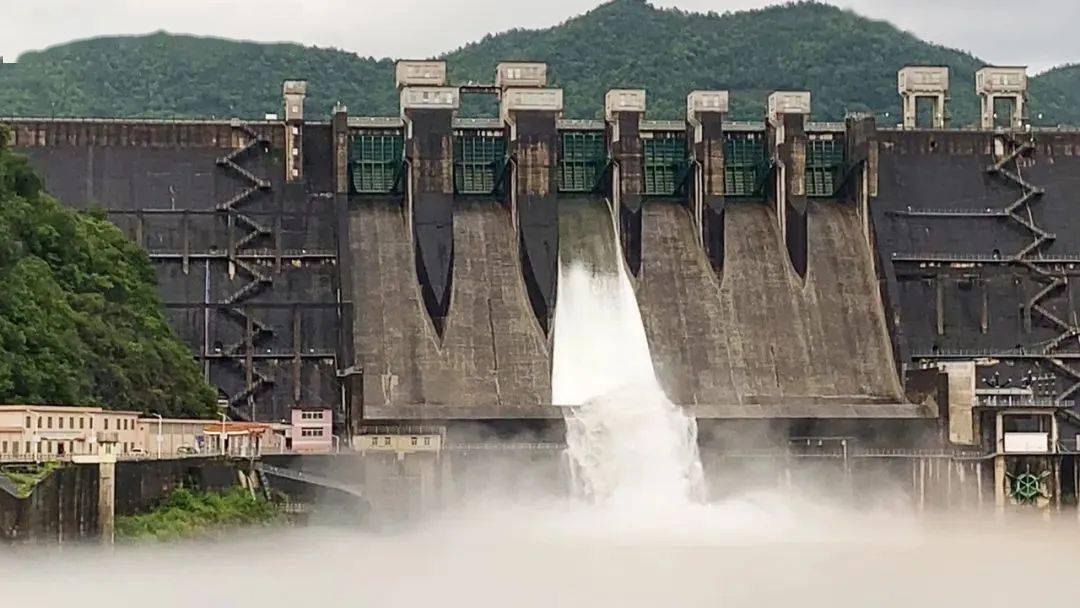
[10,61,1080,490]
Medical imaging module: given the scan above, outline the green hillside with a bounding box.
[1029,63,1080,124]
[0,0,1076,125]
[0,125,216,417]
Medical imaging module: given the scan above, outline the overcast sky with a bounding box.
[3,0,1078,73]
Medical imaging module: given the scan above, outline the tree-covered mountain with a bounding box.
[0,125,216,417]
[0,0,1076,124]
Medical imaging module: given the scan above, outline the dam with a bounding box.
[5,61,1080,509]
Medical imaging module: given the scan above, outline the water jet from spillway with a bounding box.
[552,199,704,506]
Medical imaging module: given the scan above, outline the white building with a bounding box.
[0,405,140,460]
[0,405,291,461]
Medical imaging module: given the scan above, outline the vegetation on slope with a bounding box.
[115,488,283,542]
[0,1,1076,123]
[0,32,396,120]
[0,125,215,417]
[1028,64,1080,124]
[447,0,990,122]
[0,462,61,498]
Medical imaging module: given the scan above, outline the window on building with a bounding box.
[12,442,19,456]
[58,417,64,429]
[104,418,109,430]
[24,442,29,454]
[383,437,391,446]
[25,416,30,429]
[37,441,43,454]
[69,417,74,429]
[424,437,431,447]
[370,437,378,447]
[90,418,94,430]
[47,417,53,429]
[2,441,7,454]
[79,418,85,430]
[411,437,418,446]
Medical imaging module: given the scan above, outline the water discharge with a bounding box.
[553,199,704,506]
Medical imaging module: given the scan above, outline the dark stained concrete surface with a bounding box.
[352,198,551,418]
[636,201,903,408]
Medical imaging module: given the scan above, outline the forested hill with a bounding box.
[0,0,1078,125]
[0,125,216,417]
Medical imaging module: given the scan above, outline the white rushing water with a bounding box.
[552,200,704,506]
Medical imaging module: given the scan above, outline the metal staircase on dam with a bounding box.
[215,122,276,417]
[902,136,1080,404]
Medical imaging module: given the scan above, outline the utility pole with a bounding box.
[153,413,163,459]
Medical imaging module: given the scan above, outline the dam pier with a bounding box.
[7,61,1080,515]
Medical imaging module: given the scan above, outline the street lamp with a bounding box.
[152,413,163,460]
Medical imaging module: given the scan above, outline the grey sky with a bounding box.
[3,0,1078,73]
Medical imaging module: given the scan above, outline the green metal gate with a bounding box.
[349,132,404,194]
[643,132,687,196]
[558,131,606,193]
[723,131,766,197]
[805,134,845,198]
[454,131,505,195]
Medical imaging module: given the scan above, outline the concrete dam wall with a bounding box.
[0,111,923,429]
[637,201,902,413]
[351,197,551,419]
[12,68,1080,449]
[874,130,1080,403]
[5,120,344,425]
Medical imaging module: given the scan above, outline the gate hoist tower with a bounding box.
[686,90,729,269]
[498,62,563,331]
[767,91,811,277]
[898,66,948,129]
[397,60,460,334]
[605,89,647,275]
[976,66,1028,130]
